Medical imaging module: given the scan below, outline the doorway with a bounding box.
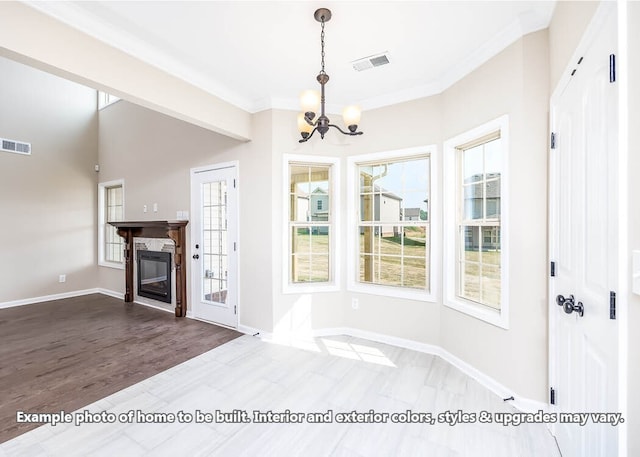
[548,4,619,456]
[190,162,239,328]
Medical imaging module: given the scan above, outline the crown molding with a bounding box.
[25,2,553,115]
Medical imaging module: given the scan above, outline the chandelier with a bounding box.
[297,8,363,143]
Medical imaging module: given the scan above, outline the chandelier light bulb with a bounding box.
[297,112,313,135]
[300,90,320,116]
[342,105,362,130]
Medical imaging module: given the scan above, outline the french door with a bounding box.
[549,5,618,456]
[190,163,238,328]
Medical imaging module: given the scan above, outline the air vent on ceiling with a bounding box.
[352,52,391,72]
[1,137,31,155]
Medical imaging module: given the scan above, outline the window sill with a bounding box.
[348,282,435,302]
[444,297,509,329]
[98,260,125,270]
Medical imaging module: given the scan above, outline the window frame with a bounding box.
[443,115,509,329]
[98,179,125,269]
[347,145,438,302]
[282,154,340,293]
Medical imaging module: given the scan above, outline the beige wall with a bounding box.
[441,30,550,402]
[0,56,98,303]
[269,95,443,344]
[627,2,640,454]
[4,0,629,430]
[268,31,550,403]
[96,100,275,331]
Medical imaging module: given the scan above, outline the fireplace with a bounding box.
[109,220,188,317]
[137,250,172,304]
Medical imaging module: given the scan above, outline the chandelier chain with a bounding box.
[320,17,326,75]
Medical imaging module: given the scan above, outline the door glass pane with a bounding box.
[202,180,228,304]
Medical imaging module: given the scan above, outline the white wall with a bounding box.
[0,55,98,304]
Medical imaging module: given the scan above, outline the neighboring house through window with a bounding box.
[284,155,339,291]
[444,115,509,328]
[347,146,435,301]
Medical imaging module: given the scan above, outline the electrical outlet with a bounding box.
[143,205,148,213]
[153,203,158,212]
[59,274,66,283]
[351,298,359,310]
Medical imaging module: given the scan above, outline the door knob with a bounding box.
[556,294,572,307]
[192,254,199,260]
[556,294,584,317]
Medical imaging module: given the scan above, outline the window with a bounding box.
[284,155,339,291]
[98,180,125,268]
[444,116,509,328]
[347,146,435,301]
[458,137,501,308]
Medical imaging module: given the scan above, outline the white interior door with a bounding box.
[191,163,238,328]
[549,6,618,457]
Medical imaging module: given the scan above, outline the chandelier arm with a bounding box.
[299,126,319,143]
[328,124,364,136]
[304,115,316,126]
[299,8,363,143]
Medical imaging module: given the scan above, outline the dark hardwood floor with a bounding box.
[0,294,241,443]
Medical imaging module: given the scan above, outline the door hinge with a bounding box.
[550,387,556,405]
[550,132,556,149]
[234,305,237,315]
[233,178,236,188]
[610,291,616,320]
[233,242,237,252]
[550,261,556,277]
[609,54,616,83]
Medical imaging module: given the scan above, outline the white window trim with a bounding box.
[347,145,438,302]
[282,154,340,294]
[443,115,509,329]
[98,179,125,269]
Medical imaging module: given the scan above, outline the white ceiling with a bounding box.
[27,1,556,114]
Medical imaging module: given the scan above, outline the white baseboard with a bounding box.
[251,325,546,414]
[96,288,124,300]
[238,324,271,338]
[0,292,545,415]
[0,288,102,309]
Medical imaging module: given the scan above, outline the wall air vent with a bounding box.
[1,137,31,155]
[351,52,391,72]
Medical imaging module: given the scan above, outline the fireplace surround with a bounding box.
[109,220,188,316]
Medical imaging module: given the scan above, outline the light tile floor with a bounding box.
[0,335,561,456]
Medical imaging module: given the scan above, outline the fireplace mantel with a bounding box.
[109,220,188,317]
